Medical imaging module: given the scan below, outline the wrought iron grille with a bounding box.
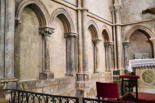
[6,89,122,103]
[7,89,79,103]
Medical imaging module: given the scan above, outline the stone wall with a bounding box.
[18,77,76,96]
[85,0,113,22]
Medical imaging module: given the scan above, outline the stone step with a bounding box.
[0,98,9,103]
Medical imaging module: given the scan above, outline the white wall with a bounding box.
[85,0,113,22]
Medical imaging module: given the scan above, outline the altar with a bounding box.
[127,59,155,94]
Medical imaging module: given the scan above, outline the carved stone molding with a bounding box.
[92,38,101,44]
[16,0,50,26]
[50,8,75,32]
[39,26,54,36]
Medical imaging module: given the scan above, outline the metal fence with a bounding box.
[6,89,121,103]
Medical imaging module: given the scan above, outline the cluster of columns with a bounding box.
[76,0,114,95]
[0,0,15,80]
[0,0,17,91]
[104,42,113,72]
[39,27,77,79]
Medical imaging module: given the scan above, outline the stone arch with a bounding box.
[102,25,112,42]
[124,25,154,42]
[123,25,154,69]
[87,20,99,39]
[50,8,75,32]
[15,1,45,80]
[87,20,100,73]
[16,0,50,26]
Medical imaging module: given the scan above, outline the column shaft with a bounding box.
[5,0,15,78]
[104,42,113,72]
[114,2,123,74]
[93,39,101,73]
[77,7,83,73]
[123,42,130,71]
[39,27,54,79]
[150,38,155,58]
[44,37,50,72]
[0,0,5,78]
[82,9,88,73]
[65,33,76,76]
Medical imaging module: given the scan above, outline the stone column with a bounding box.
[104,42,113,72]
[123,41,130,73]
[0,0,18,91]
[114,2,124,74]
[0,0,5,79]
[76,0,89,97]
[65,33,77,76]
[76,0,89,82]
[110,4,117,71]
[92,39,101,73]
[4,0,15,79]
[39,27,54,80]
[150,38,155,58]
[82,10,89,74]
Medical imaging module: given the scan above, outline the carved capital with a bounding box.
[92,38,102,45]
[104,42,113,47]
[15,17,22,24]
[39,26,54,36]
[64,32,78,38]
[122,41,130,47]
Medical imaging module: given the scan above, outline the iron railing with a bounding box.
[7,89,79,103]
[6,89,121,103]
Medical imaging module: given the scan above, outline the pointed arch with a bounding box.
[50,8,75,32]
[124,25,154,42]
[16,0,50,26]
[87,20,99,39]
[102,25,112,42]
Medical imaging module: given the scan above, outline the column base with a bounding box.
[76,73,89,81]
[76,73,89,97]
[120,68,125,75]
[39,72,54,80]
[113,70,120,81]
[0,78,18,99]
